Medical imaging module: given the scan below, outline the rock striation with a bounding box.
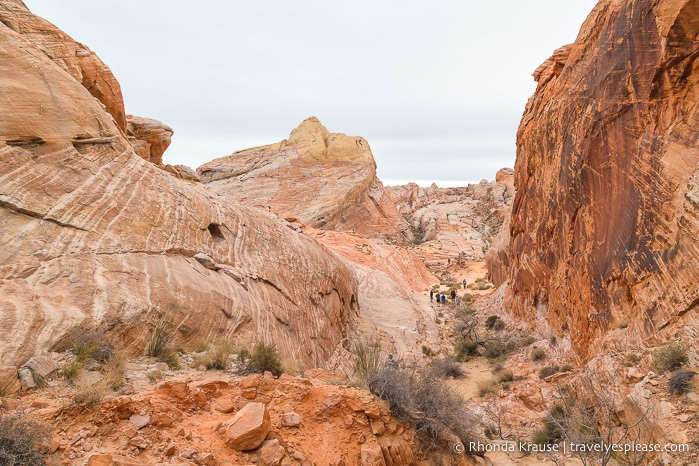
[488,0,699,359]
[0,0,126,132]
[198,117,413,243]
[0,4,358,374]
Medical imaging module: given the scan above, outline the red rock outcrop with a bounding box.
[197,117,413,243]
[488,0,699,359]
[0,5,358,375]
[0,0,126,132]
[126,115,174,165]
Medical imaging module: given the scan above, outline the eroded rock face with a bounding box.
[197,117,412,243]
[0,8,358,372]
[388,170,515,264]
[0,0,126,132]
[126,115,174,165]
[489,0,699,359]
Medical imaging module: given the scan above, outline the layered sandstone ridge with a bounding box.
[198,117,412,243]
[0,9,358,373]
[488,0,699,359]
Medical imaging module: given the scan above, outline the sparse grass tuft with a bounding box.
[196,341,236,371]
[70,329,113,363]
[652,342,688,373]
[530,347,547,361]
[496,369,514,384]
[477,379,497,397]
[539,365,560,379]
[352,337,383,387]
[421,345,436,357]
[520,336,536,347]
[62,360,83,384]
[146,315,173,358]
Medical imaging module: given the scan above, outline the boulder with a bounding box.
[225,402,270,451]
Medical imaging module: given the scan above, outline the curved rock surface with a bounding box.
[0,8,358,373]
[0,0,126,132]
[489,0,699,359]
[198,117,413,243]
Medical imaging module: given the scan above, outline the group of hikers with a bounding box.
[430,278,468,307]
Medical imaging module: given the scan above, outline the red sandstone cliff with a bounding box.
[0,3,358,377]
[488,0,699,359]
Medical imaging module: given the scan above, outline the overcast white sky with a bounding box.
[25,1,597,186]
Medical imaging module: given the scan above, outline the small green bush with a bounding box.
[197,341,235,371]
[62,360,83,383]
[539,365,560,379]
[485,315,505,331]
[70,329,113,363]
[0,412,49,465]
[496,369,514,383]
[530,348,547,361]
[241,342,283,377]
[653,342,688,373]
[421,345,436,357]
[483,339,516,362]
[455,336,479,361]
[668,370,696,395]
[157,349,180,370]
[520,336,536,347]
[559,364,573,373]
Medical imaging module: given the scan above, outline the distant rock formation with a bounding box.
[388,169,514,264]
[0,3,358,375]
[198,117,413,243]
[488,0,699,359]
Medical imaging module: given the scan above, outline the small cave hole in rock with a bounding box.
[208,223,225,241]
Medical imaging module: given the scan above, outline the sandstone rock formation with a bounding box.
[388,169,514,265]
[198,117,413,243]
[126,115,174,165]
[0,0,126,132]
[0,4,358,376]
[488,0,699,360]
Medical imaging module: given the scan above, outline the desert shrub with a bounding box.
[668,370,696,396]
[72,383,107,408]
[196,341,236,371]
[623,353,641,367]
[485,315,505,331]
[421,345,436,357]
[146,315,174,358]
[482,338,516,362]
[530,348,547,361]
[352,338,382,386]
[368,365,480,452]
[532,404,566,445]
[241,342,283,377]
[560,364,573,373]
[455,336,480,361]
[477,379,496,397]
[158,349,180,370]
[103,353,127,390]
[0,412,49,465]
[70,329,113,363]
[193,339,210,353]
[62,360,83,383]
[496,369,514,383]
[429,357,464,379]
[539,365,560,379]
[520,336,536,347]
[652,342,687,373]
